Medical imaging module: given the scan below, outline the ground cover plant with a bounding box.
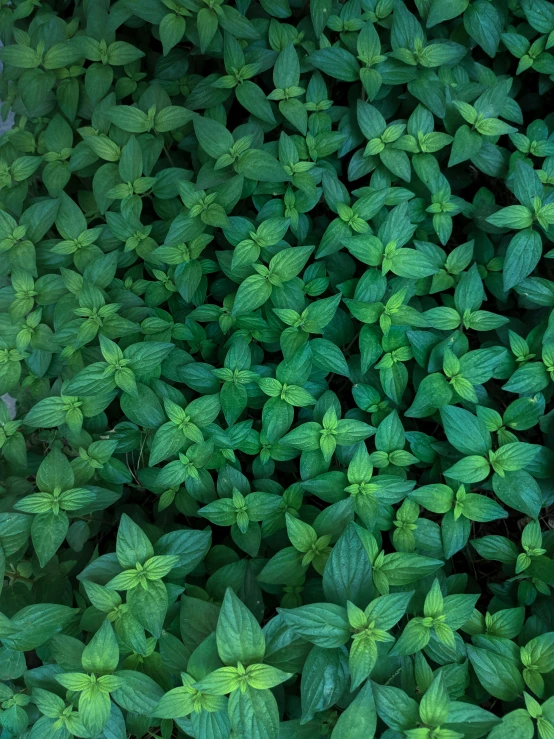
[1,0,554,737]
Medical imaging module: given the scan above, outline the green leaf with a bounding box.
[467,645,524,701]
[464,1,502,57]
[322,522,373,608]
[106,106,150,133]
[279,603,350,648]
[232,274,273,315]
[160,13,187,56]
[32,511,69,567]
[492,470,542,517]
[301,646,349,723]
[440,406,491,456]
[236,149,289,182]
[310,48,360,82]
[217,588,266,665]
[194,115,234,158]
[373,683,420,731]
[116,514,154,568]
[82,620,119,674]
[503,229,542,291]
[111,670,165,714]
[228,686,279,739]
[331,680,376,738]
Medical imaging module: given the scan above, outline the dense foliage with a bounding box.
[1,0,554,736]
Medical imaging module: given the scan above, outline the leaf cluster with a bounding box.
[1,0,554,738]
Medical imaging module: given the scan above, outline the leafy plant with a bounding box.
[1,0,554,738]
